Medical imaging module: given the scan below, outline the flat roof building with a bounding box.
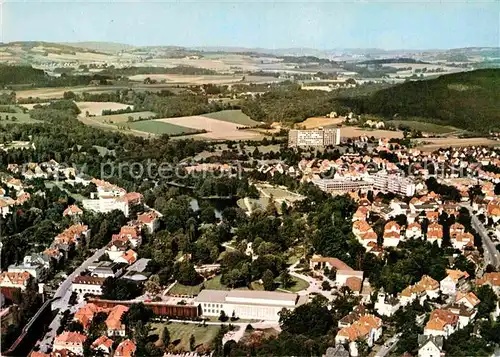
[195,289,308,322]
[289,128,340,148]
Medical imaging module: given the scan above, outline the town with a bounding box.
[1,1,500,356]
[0,122,498,357]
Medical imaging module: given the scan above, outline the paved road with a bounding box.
[289,261,335,301]
[37,246,107,353]
[375,314,425,357]
[460,203,500,269]
[52,246,108,301]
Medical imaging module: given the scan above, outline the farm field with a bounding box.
[415,137,499,151]
[388,120,462,134]
[297,116,344,129]
[91,111,156,124]
[18,103,49,110]
[75,101,132,117]
[124,120,199,136]
[128,74,245,84]
[150,322,220,352]
[336,125,404,139]
[203,110,259,126]
[14,86,120,100]
[157,116,262,140]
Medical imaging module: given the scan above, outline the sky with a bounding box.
[1,0,499,50]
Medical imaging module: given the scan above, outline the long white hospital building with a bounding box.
[288,128,341,148]
[195,290,308,322]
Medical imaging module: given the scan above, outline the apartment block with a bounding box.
[288,128,340,148]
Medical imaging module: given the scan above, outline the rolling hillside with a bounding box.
[349,69,500,132]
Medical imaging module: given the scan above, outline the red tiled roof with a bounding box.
[105,305,129,330]
[115,339,136,357]
[54,331,87,344]
[92,336,113,349]
[0,271,31,285]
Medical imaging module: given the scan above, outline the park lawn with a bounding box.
[124,120,200,135]
[151,322,220,352]
[203,110,259,126]
[284,276,310,293]
[204,275,228,291]
[169,282,203,296]
[91,111,156,124]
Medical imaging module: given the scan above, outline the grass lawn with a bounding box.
[283,276,310,293]
[124,120,200,135]
[204,275,228,291]
[0,106,42,125]
[169,282,203,296]
[203,110,259,126]
[91,111,156,124]
[151,322,220,352]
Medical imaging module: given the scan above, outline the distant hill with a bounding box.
[0,41,106,54]
[359,58,430,65]
[61,41,136,53]
[346,69,500,132]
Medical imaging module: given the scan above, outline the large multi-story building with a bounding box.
[373,172,416,197]
[313,178,373,194]
[195,289,308,322]
[313,172,415,197]
[288,128,341,147]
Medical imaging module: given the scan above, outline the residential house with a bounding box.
[114,225,142,248]
[445,304,477,329]
[63,205,83,218]
[106,305,129,336]
[383,221,401,247]
[476,272,500,294]
[399,275,440,306]
[114,249,138,265]
[455,292,480,309]
[374,289,401,317]
[53,224,91,251]
[451,232,474,252]
[115,339,136,357]
[136,210,161,234]
[406,222,422,239]
[440,269,469,296]
[338,305,366,328]
[91,336,114,355]
[449,223,465,238]
[335,314,382,357]
[427,223,443,246]
[418,335,444,357]
[426,211,439,223]
[53,331,87,355]
[0,271,31,290]
[106,239,129,261]
[74,303,103,329]
[424,309,459,338]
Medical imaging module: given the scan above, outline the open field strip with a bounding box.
[124,120,199,136]
[202,110,259,126]
[91,111,156,124]
[75,101,132,116]
[156,115,262,140]
[415,137,499,151]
